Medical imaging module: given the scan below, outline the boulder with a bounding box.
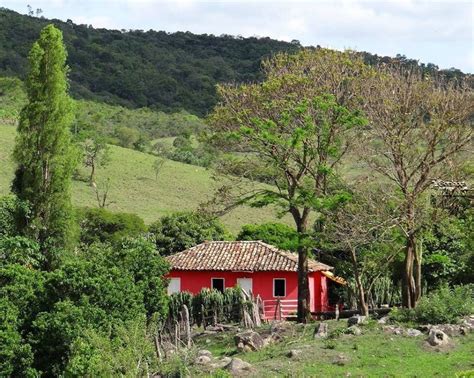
[383,326,403,335]
[406,328,422,337]
[197,349,212,358]
[225,358,252,375]
[235,330,265,352]
[195,355,212,365]
[314,322,328,339]
[348,315,366,327]
[462,315,474,330]
[377,316,389,324]
[428,328,449,346]
[286,349,302,359]
[211,357,232,369]
[346,325,361,336]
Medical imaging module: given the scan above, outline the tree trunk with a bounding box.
[414,239,422,304]
[296,225,311,323]
[349,247,369,317]
[89,162,95,185]
[402,233,417,308]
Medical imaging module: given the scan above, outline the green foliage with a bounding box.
[12,24,78,253]
[0,77,26,121]
[65,316,157,377]
[237,222,299,251]
[391,285,474,324]
[149,211,229,256]
[108,237,170,317]
[422,212,473,288]
[0,195,29,238]
[0,298,36,377]
[24,237,168,374]
[0,264,45,327]
[77,207,146,245]
[0,8,300,115]
[168,291,194,323]
[0,236,43,268]
[29,300,109,376]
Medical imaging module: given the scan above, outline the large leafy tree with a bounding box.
[208,49,368,322]
[361,66,473,308]
[12,24,77,258]
[149,212,229,256]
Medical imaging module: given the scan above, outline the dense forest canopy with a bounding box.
[0,8,469,116]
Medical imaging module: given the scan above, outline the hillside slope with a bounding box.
[0,8,299,116]
[0,123,290,233]
[1,8,468,117]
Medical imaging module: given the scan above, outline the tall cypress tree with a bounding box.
[13,24,77,258]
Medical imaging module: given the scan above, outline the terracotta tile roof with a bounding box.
[166,241,333,272]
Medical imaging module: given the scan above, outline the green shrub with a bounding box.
[390,284,474,324]
[77,207,146,245]
[149,212,229,256]
[237,222,299,251]
[0,195,29,238]
[168,291,194,322]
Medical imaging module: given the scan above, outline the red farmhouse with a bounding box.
[166,241,344,319]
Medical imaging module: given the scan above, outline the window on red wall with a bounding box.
[211,278,224,293]
[273,278,286,297]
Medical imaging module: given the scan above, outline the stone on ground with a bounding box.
[286,349,302,359]
[346,325,362,336]
[225,357,252,375]
[428,328,449,346]
[406,328,422,337]
[235,330,265,352]
[195,355,212,365]
[348,315,366,327]
[197,349,212,357]
[314,322,328,338]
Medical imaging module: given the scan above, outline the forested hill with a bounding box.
[0,8,468,116]
[0,8,299,115]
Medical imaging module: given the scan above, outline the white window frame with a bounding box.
[237,277,253,295]
[167,277,181,295]
[211,277,225,292]
[273,278,286,298]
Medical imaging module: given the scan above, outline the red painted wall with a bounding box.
[167,270,328,314]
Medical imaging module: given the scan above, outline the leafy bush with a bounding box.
[149,211,229,256]
[0,196,29,238]
[238,222,299,251]
[0,236,43,269]
[65,317,157,377]
[391,284,474,324]
[168,291,194,323]
[77,207,146,245]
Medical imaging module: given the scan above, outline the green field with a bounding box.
[0,123,291,234]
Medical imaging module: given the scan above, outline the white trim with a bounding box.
[237,277,253,294]
[211,277,225,291]
[273,278,286,298]
[167,277,181,295]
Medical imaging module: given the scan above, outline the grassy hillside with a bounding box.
[0,122,290,234]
